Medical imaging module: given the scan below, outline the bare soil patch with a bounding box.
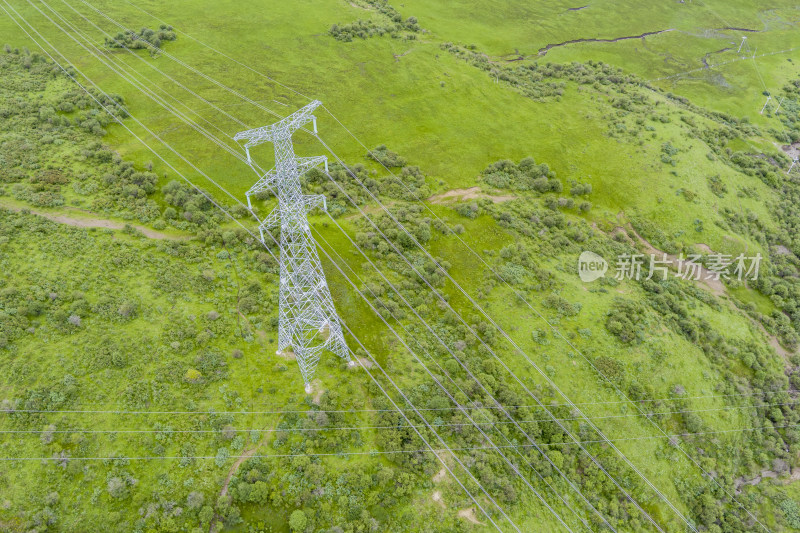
[0,201,188,240]
[311,379,325,404]
[457,507,483,525]
[428,187,515,204]
[276,349,296,361]
[622,225,726,297]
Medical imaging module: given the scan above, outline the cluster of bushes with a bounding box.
[774,81,800,143]
[1,47,232,231]
[0,204,302,530]
[368,144,406,167]
[302,158,431,216]
[705,146,800,349]
[329,1,421,41]
[729,151,786,188]
[5,33,800,532]
[441,42,641,101]
[604,298,646,344]
[481,157,560,192]
[104,25,177,53]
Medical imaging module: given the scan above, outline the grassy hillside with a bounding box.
[1,1,800,532]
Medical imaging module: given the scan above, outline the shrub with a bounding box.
[187,491,204,510]
[605,298,646,343]
[289,510,308,532]
[707,175,727,198]
[107,477,128,499]
[594,356,625,385]
[214,447,230,468]
[780,499,800,529]
[184,368,202,383]
[368,144,406,167]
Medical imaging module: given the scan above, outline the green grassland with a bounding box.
[1,0,800,532]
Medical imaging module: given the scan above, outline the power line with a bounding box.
[342,329,516,531]
[313,221,607,531]
[3,6,536,524]
[4,419,792,440]
[7,2,776,528]
[48,6,617,528]
[29,7,563,527]
[4,398,793,424]
[314,48,778,533]
[17,5,699,528]
[0,7,512,529]
[121,0,314,103]
[313,137,679,531]
[11,386,799,413]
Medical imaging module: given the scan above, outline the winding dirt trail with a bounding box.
[211,430,272,532]
[0,200,189,240]
[616,223,795,358]
[734,466,800,494]
[219,437,266,498]
[428,187,515,204]
[536,29,675,56]
[622,224,725,297]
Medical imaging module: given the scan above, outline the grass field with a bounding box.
[1,0,800,531]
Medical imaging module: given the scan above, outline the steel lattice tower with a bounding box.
[234,101,352,391]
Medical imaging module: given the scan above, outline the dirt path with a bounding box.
[213,430,272,531]
[734,467,798,494]
[428,187,516,204]
[457,507,484,525]
[622,224,726,297]
[0,201,189,240]
[536,29,675,56]
[619,224,795,358]
[781,141,800,161]
[219,445,259,498]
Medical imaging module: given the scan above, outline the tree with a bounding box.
[107,477,127,499]
[41,424,56,445]
[289,510,307,532]
[198,505,214,526]
[184,368,202,383]
[215,447,230,468]
[186,491,204,510]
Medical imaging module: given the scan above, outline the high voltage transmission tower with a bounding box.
[235,101,353,391]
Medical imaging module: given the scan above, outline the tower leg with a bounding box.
[325,321,351,363]
[277,283,291,354]
[277,319,291,354]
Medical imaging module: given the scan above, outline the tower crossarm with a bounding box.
[245,156,326,201]
[259,206,281,231]
[246,167,279,198]
[297,155,328,175]
[233,100,322,154]
[303,194,327,213]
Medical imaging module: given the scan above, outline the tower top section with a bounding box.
[234,100,321,150]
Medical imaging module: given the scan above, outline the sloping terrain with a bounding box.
[1,1,800,532]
